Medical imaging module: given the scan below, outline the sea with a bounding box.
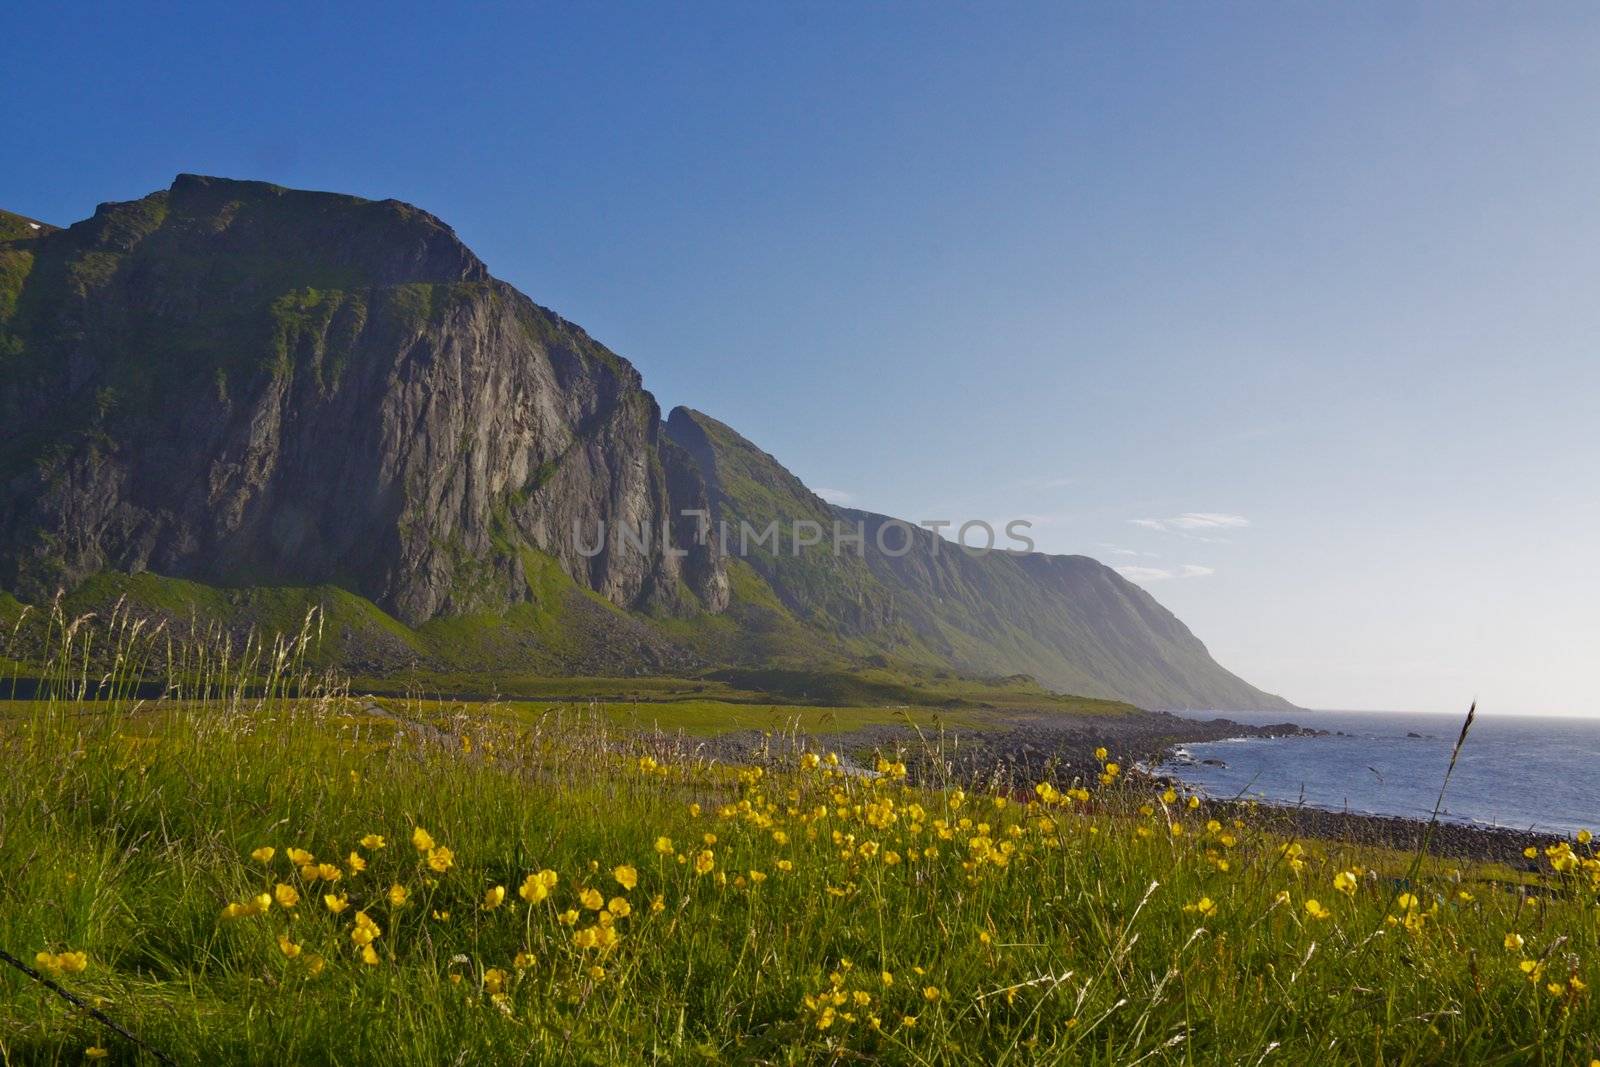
[1161,710,1600,836]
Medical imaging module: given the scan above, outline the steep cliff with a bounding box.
[1,176,1290,710]
[666,408,1293,711]
[0,175,726,624]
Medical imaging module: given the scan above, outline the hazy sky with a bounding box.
[6,3,1598,715]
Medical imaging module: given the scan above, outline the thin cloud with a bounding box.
[1128,512,1250,533]
[1114,565,1174,582]
[1115,563,1217,583]
[1096,543,1159,558]
[814,487,854,505]
[1170,512,1250,530]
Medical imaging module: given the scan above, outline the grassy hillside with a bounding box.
[666,408,1292,711]
[1,621,1594,1063]
[0,574,1139,716]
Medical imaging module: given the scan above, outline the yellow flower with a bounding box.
[351,910,382,947]
[277,933,302,958]
[1547,981,1568,997]
[426,846,454,873]
[1094,747,1108,760]
[360,834,387,850]
[483,967,508,995]
[688,803,701,818]
[1579,829,1593,845]
[558,908,580,926]
[1184,896,1218,917]
[35,950,87,974]
[609,896,632,917]
[347,852,367,874]
[519,873,548,904]
[654,836,674,855]
[86,1047,109,1060]
[250,846,276,863]
[514,951,535,969]
[1333,870,1358,896]
[388,883,408,907]
[650,894,665,913]
[286,847,314,866]
[1396,892,1419,911]
[1504,932,1524,952]
[324,893,349,914]
[482,885,506,910]
[694,850,715,875]
[1523,846,1538,859]
[922,986,942,1002]
[317,863,342,882]
[580,888,605,910]
[613,865,638,891]
[573,926,599,949]
[1304,899,1332,920]
[412,827,435,851]
[360,944,380,966]
[274,883,300,908]
[777,859,793,872]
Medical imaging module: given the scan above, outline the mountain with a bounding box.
[0,175,1291,710]
[665,408,1291,710]
[0,175,725,627]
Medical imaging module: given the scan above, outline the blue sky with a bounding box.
[6,3,1599,714]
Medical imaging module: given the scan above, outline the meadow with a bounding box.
[2,606,1598,1064]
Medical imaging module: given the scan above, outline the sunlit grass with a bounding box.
[1,604,1597,1064]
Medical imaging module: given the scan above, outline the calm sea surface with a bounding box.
[1163,710,1600,835]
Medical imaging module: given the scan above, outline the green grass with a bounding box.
[1,612,1598,1064]
[452,698,987,739]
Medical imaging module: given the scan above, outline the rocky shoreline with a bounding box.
[700,707,1566,866]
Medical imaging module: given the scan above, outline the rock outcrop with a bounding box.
[0,175,726,623]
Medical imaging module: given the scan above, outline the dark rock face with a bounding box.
[0,175,726,623]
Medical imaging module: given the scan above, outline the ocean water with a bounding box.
[1161,710,1600,836]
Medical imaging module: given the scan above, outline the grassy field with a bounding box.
[2,614,1598,1064]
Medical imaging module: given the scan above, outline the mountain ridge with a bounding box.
[0,175,1292,711]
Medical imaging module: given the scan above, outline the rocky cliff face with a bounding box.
[0,175,726,623]
[0,175,1289,710]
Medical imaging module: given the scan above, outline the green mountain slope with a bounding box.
[666,408,1293,711]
